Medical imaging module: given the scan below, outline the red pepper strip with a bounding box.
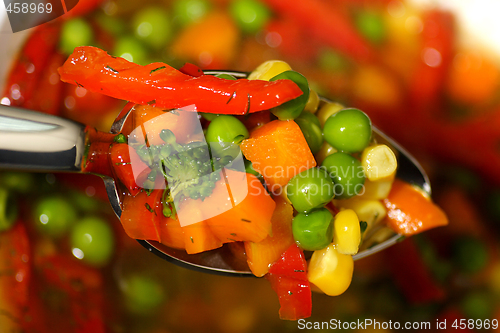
[35,255,105,333]
[2,22,61,107]
[120,189,163,241]
[0,222,31,321]
[261,0,375,62]
[58,46,303,115]
[82,141,113,177]
[109,143,151,196]
[385,238,445,304]
[408,10,455,111]
[24,52,66,115]
[265,244,312,320]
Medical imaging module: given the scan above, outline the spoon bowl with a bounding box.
[0,71,430,276]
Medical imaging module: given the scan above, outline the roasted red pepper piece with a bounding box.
[265,244,312,320]
[261,0,375,62]
[0,221,31,330]
[58,46,303,115]
[82,140,113,177]
[25,51,66,115]
[109,143,151,196]
[35,255,105,333]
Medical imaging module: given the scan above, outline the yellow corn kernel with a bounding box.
[359,176,394,200]
[316,101,344,127]
[247,60,292,81]
[335,198,387,236]
[314,141,337,165]
[307,243,354,296]
[361,144,397,181]
[304,89,320,113]
[334,209,361,255]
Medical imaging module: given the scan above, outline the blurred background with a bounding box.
[1,0,500,331]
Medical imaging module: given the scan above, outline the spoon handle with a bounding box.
[0,105,86,172]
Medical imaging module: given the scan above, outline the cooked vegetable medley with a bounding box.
[57,46,448,319]
[2,0,500,330]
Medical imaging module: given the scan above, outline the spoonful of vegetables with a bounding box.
[0,46,448,320]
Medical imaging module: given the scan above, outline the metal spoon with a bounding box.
[0,71,430,277]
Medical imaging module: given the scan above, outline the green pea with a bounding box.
[292,208,333,251]
[60,18,94,55]
[122,274,166,314]
[323,108,372,153]
[133,7,172,49]
[70,216,114,267]
[205,115,249,159]
[295,111,323,154]
[286,167,335,213]
[321,152,365,199]
[0,188,17,231]
[355,10,386,45]
[270,71,310,120]
[229,0,271,34]
[173,0,211,26]
[452,236,488,273]
[34,196,77,238]
[114,36,148,65]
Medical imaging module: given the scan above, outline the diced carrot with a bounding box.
[182,221,223,254]
[120,190,162,241]
[159,216,185,250]
[109,143,151,196]
[383,179,448,236]
[204,169,276,244]
[240,120,316,192]
[171,11,239,69]
[175,170,232,227]
[244,195,294,277]
[172,169,275,252]
[131,104,203,145]
[175,191,224,254]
